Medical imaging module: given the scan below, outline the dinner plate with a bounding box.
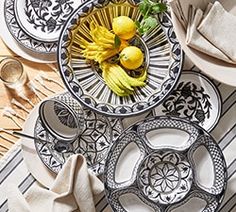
[58,0,183,117]
[0,0,55,63]
[154,71,222,132]
[34,93,123,175]
[104,116,227,211]
[14,0,82,43]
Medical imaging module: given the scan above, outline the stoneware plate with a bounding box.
[4,0,81,54]
[154,71,222,132]
[104,116,227,212]
[34,93,123,175]
[58,0,183,117]
[13,0,82,43]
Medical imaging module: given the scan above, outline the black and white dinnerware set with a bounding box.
[2,0,228,211]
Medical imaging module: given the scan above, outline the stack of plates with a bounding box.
[1,0,82,63]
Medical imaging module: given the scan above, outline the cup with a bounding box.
[39,98,85,142]
[0,57,27,89]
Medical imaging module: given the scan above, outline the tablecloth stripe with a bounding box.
[219,193,236,212]
[219,123,236,150]
[0,68,236,212]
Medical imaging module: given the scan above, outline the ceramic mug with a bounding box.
[38,96,85,142]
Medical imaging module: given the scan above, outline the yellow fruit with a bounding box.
[112,16,136,40]
[120,46,144,70]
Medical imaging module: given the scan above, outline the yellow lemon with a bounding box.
[112,16,136,40]
[120,46,144,70]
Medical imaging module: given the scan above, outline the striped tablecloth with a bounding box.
[0,57,236,212]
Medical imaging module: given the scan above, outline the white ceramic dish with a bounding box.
[170,0,236,87]
[34,93,123,175]
[104,116,227,212]
[154,71,222,132]
[0,0,56,63]
[14,0,82,43]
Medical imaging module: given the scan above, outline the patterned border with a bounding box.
[57,0,183,117]
[4,0,58,54]
[104,116,227,211]
[34,93,124,175]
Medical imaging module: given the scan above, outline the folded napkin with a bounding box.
[168,0,210,30]
[186,5,232,63]
[198,1,236,63]
[6,154,104,212]
[170,0,236,64]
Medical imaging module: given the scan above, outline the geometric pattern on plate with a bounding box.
[104,116,227,211]
[58,0,183,117]
[5,0,57,54]
[154,71,222,132]
[138,151,193,205]
[34,93,123,175]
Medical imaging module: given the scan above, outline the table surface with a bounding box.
[0,38,64,158]
[0,23,236,212]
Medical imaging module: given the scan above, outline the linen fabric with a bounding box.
[6,154,104,212]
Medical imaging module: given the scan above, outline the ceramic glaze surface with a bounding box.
[154,71,222,132]
[34,93,123,175]
[58,0,183,117]
[104,116,227,211]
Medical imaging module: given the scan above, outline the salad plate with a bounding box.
[58,0,183,117]
[34,93,123,175]
[154,71,222,132]
[104,116,227,211]
[0,0,55,62]
[4,0,81,55]
[14,0,82,43]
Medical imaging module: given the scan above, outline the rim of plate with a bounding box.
[4,0,57,54]
[154,70,222,132]
[103,116,227,211]
[57,0,184,117]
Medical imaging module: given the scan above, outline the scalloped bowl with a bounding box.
[58,0,183,117]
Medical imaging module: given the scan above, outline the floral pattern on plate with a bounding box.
[154,71,222,132]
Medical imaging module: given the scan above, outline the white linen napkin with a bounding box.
[6,154,104,212]
[170,0,236,64]
[168,0,210,30]
[197,1,236,62]
[186,5,232,63]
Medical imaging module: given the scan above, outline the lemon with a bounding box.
[112,16,136,40]
[120,46,144,70]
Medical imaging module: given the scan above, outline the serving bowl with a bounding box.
[104,116,227,211]
[58,0,183,117]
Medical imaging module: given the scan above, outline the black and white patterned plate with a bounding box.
[34,93,123,175]
[104,116,227,211]
[13,0,82,43]
[154,71,222,132]
[58,0,183,117]
[4,0,81,54]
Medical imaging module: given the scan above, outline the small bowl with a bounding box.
[39,98,84,142]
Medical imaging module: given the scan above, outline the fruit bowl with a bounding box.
[58,0,183,117]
